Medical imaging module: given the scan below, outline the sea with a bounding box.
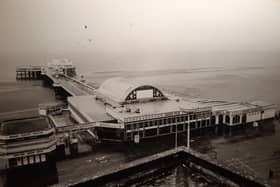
[0,58,280,186]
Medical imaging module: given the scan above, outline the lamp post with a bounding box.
[175,124,178,148]
[187,123,190,148]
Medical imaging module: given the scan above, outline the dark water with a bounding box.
[0,80,56,113]
[0,65,280,186]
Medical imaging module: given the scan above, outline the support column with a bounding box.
[187,123,190,148]
[215,115,219,125]
[230,115,233,126]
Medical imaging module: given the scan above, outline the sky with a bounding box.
[0,0,280,73]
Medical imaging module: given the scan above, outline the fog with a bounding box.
[1,0,280,77]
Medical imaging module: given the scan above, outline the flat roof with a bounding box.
[68,95,115,122]
[0,117,51,135]
[249,100,276,108]
[212,103,257,113]
[68,95,210,122]
[109,98,211,119]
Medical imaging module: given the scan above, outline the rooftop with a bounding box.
[110,98,210,120]
[68,95,115,123]
[212,103,257,113]
[97,77,167,104]
[0,117,52,135]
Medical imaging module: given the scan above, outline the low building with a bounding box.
[46,59,76,77]
[68,78,215,142]
[68,77,276,142]
[207,100,276,126]
[0,117,56,170]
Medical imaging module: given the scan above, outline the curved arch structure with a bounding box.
[98,77,167,104]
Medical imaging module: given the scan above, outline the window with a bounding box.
[172,125,176,132]
[136,89,153,99]
[126,132,132,139]
[190,122,196,129]
[178,124,184,131]
[211,116,216,125]
[133,123,137,129]
[225,115,230,123]
[190,115,194,120]
[145,129,157,137]
[232,115,240,124]
[160,126,171,134]
[126,124,131,130]
[144,121,148,127]
[197,121,201,128]
[168,118,172,124]
[177,117,181,122]
[181,116,184,122]
[202,120,206,127]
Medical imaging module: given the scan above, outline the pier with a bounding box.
[0,60,277,186]
[16,61,96,97]
[16,66,42,80]
[7,61,277,156]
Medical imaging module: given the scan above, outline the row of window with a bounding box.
[248,112,260,116]
[126,116,186,130]
[126,119,214,140]
[126,114,211,131]
[225,115,244,124]
[232,115,241,124]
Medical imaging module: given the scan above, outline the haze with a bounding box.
[1,0,280,76]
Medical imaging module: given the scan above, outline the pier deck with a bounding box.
[43,69,96,96]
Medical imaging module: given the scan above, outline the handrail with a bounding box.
[0,128,55,140]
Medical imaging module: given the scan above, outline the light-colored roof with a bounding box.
[97,77,165,104]
[68,95,114,122]
[108,98,211,120]
[212,103,256,113]
[1,117,51,135]
[249,100,276,108]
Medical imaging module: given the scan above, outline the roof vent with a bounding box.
[135,108,140,113]
[126,107,131,112]
[176,99,180,102]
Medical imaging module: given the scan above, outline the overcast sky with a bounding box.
[0,0,280,71]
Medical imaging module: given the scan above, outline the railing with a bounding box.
[0,128,55,140]
[16,66,43,71]
[55,122,98,133]
[55,122,124,134]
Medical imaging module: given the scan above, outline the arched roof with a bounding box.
[97,77,166,104]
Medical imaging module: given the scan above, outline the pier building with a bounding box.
[16,66,42,80]
[46,59,76,77]
[2,62,276,164]
[0,117,56,169]
[12,62,277,144]
[68,77,276,142]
